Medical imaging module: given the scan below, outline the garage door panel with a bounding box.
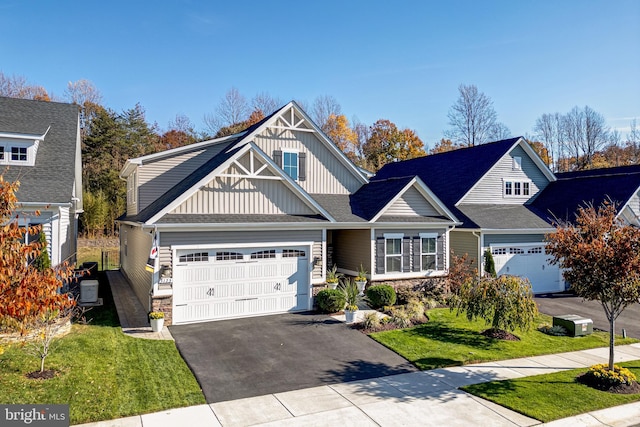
[173,246,310,324]
[492,245,562,294]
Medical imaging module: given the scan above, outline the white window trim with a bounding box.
[419,233,438,271]
[503,179,532,197]
[281,148,300,181]
[383,233,403,273]
[0,141,34,165]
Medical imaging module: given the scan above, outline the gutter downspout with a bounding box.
[472,231,482,277]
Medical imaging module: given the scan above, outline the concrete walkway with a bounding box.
[75,344,640,427]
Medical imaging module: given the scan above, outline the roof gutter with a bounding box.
[17,202,73,208]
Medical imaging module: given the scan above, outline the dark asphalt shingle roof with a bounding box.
[0,97,79,203]
[351,176,415,220]
[456,204,553,229]
[372,137,523,228]
[530,166,640,224]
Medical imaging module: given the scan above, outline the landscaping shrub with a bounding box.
[406,298,426,321]
[361,312,381,330]
[315,289,346,313]
[578,364,637,390]
[366,284,396,309]
[389,307,412,329]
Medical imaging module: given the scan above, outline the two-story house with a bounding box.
[118,102,460,325]
[0,97,83,267]
[375,138,640,294]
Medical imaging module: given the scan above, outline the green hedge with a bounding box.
[316,289,346,313]
[366,284,396,309]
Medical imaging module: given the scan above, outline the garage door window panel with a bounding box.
[216,251,244,261]
[251,250,276,259]
[179,252,209,263]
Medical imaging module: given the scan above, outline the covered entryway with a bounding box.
[490,244,563,294]
[172,246,310,324]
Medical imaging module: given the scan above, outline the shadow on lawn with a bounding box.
[405,321,502,351]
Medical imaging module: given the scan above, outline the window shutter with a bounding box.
[376,237,385,274]
[298,152,306,181]
[413,236,421,272]
[402,236,411,272]
[437,234,445,270]
[273,150,282,167]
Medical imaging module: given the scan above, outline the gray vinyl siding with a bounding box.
[159,229,323,279]
[253,120,362,194]
[332,229,371,273]
[137,145,227,212]
[385,186,440,216]
[172,173,315,215]
[374,228,447,274]
[449,230,479,269]
[120,225,153,310]
[462,145,551,205]
[483,233,546,246]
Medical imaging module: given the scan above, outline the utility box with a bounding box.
[80,279,99,304]
[553,314,593,337]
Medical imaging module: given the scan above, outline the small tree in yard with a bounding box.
[0,175,76,374]
[546,201,640,371]
[449,275,538,339]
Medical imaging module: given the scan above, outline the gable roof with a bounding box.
[530,165,640,224]
[0,97,80,204]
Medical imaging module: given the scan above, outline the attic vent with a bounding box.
[512,156,522,171]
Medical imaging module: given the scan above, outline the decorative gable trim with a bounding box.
[371,176,460,223]
[145,142,336,224]
[455,137,556,206]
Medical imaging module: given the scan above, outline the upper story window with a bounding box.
[0,142,33,165]
[282,151,298,180]
[504,180,531,197]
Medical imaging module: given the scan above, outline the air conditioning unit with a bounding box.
[80,279,99,303]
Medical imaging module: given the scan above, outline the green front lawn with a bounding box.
[370,308,638,370]
[462,361,640,422]
[0,277,205,425]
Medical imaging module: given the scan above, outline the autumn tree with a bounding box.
[546,201,640,370]
[312,95,342,132]
[445,84,509,147]
[214,108,265,138]
[251,92,281,117]
[0,176,75,364]
[64,79,102,139]
[362,119,425,171]
[157,114,199,150]
[0,71,51,101]
[429,138,464,155]
[323,114,359,157]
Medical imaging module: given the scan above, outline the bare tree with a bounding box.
[64,79,103,139]
[626,119,640,164]
[312,95,342,132]
[203,87,250,135]
[0,71,51,101]
[489,122,512,141]
[252,92,281,116]
[561,106,610,170]
[445,84,503,146]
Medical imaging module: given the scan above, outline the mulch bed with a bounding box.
[26,369,57,380]
[481,328,520,341]
[576,373,640,394]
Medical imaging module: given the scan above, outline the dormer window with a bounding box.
[11,147,27,161]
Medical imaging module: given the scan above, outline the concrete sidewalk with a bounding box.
[75,344,640,427]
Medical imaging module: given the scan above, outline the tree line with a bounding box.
[1,72,637,237]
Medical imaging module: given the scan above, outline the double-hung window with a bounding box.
[385,234,403,272]
[420,233,437,271]
[282,151,298,180]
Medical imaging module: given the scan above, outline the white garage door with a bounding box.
[172,246,310,324]
[490,244,563,294]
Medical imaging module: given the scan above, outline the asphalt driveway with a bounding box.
[536,292,640,338]
[170,312,417,403]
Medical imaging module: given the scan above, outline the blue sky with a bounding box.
[1,1,638,149]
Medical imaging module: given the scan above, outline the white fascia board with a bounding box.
[0,127,49,141]
[455,137,556,207]
[370,177,460,223]
[146,142,336,224]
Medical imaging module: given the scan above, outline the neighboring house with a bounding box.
[118,102,459,325]
[374,138,640,294]
[0,97,83,267]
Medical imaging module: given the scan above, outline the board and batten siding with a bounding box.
[159,229,324,279]
[120,225,153,310]
[253,123,362,194]
[385,186,440,216]
[462,145,551,205]
[449,230,479,268]
[136,144,228,212]
[332,229,371,273]
[171,174,315,215]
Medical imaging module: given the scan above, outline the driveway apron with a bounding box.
[170,312,417,403]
